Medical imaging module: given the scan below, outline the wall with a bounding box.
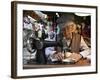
[0,0,100,80]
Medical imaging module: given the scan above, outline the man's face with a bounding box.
[63,21,77,39]
[66,21,76,33]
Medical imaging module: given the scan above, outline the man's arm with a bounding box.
[80,36,91,58]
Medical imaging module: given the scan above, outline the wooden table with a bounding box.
[23,58,91,69]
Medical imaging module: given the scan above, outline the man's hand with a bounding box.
[53,52,64,61]
[52,52,82,62]
[68,53,82,62]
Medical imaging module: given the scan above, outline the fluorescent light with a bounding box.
[34,11,47,19]
[75,13,90,16]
